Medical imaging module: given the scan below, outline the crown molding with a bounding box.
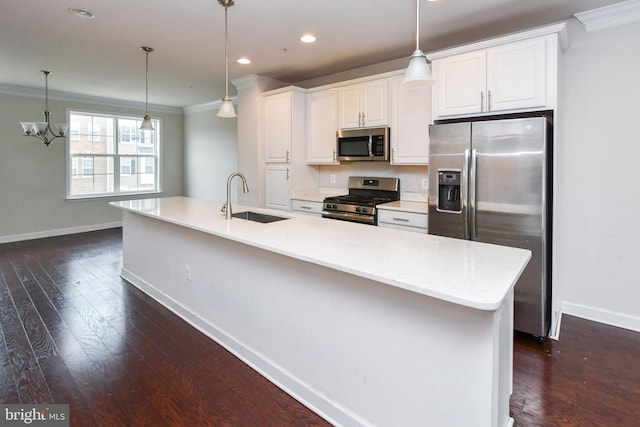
[182,96,238,114]
[574,0,640,32]
[231,74,289,93]
[231,74,260,91]
[0,83,182,114]
[427,22,568,60]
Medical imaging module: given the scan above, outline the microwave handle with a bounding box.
[368,136,373,157]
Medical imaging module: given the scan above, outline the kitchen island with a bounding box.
[111,196,530,427]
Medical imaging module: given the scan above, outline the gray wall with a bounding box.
[184,107,238,201]
[0,92,184,242]
[554,19,640,331]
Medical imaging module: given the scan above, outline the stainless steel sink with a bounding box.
[231,211,289,223]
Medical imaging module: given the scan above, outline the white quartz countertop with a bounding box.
[111,197,530,311]
[290,188,344,202]
[378,200,428,214]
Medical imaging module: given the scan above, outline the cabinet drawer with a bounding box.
[291,199,323,215]
[378,222,428,234]
[377,210,428,229]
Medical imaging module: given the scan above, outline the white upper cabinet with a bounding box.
[433,37,548,118]
[429,24,566,119]
[389,76,431,165]
[338,79,389,129]
[486,37,548,112]
[433,50,487,117]
[264,89,305,163]
[306,88,338,164]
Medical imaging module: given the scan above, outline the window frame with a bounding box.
[66,110,162,200]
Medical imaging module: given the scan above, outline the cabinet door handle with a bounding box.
[392,147,395,161]
[480,91,485,112]
[286,168,290,180]
[286,150,290,163]
[393,217,410,222]
[487,90,492,112]
[332,149,337,162]
[300,206,312,210]
[362,112,365,127]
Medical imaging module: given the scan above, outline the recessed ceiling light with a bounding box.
[300,34,317,43]
[68,8,95,19]
[237,58,251,65]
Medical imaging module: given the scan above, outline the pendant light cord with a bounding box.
[44,71,50,112]
[415,0,421,51]
[145,50,149,116]
[224,2,230,98]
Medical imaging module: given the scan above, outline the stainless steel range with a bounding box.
[322,177,400,225]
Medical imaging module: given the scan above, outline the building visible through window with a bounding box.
[67,112,160,198]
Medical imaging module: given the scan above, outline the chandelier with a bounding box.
[20,71,69,146]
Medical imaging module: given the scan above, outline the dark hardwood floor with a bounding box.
[1,228,639,426]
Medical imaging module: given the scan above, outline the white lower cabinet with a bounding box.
[377,208,428,234]
[291,199,323,217]
[265,166,291,211]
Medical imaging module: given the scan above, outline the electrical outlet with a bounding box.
[330,174,336,184]
[421,178,429,189]
[185,264,192,281]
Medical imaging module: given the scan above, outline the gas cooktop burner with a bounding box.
[322,176,400,225]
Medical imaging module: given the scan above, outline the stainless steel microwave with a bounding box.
[336,127,390,162]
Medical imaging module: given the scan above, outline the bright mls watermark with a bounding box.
[1,405,69,426]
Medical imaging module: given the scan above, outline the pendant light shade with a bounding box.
[403,0,435,86]
[140,46,155,130]
[217,0,237,118]
[403,49,433,87]
[218,96,236,118]
[140,115,154,130]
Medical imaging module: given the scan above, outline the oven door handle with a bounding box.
[322,211,375,225]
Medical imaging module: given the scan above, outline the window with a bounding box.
[67,111,160,198]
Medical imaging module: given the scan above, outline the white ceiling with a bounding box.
[0,0,621,108]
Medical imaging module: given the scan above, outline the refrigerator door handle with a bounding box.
[469,148,478,240]
[463,148,470,239]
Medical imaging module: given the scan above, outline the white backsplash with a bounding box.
[317,163,428,203]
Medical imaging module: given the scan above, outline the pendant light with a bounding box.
[140,46,155,130]
[217,0,237,118]
[20,71,69,146]
[403,0,434,86]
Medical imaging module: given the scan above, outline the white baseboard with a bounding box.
[120,267,354,427]
[561,301,640,333]
[0,222,122,244]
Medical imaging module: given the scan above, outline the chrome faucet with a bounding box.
[222,172,249,219]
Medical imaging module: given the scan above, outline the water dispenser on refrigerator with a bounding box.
[437,171,462,213]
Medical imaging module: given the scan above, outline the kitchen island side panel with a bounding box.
[120,210,513,427]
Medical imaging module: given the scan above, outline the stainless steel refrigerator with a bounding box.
[428,114,552,336]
